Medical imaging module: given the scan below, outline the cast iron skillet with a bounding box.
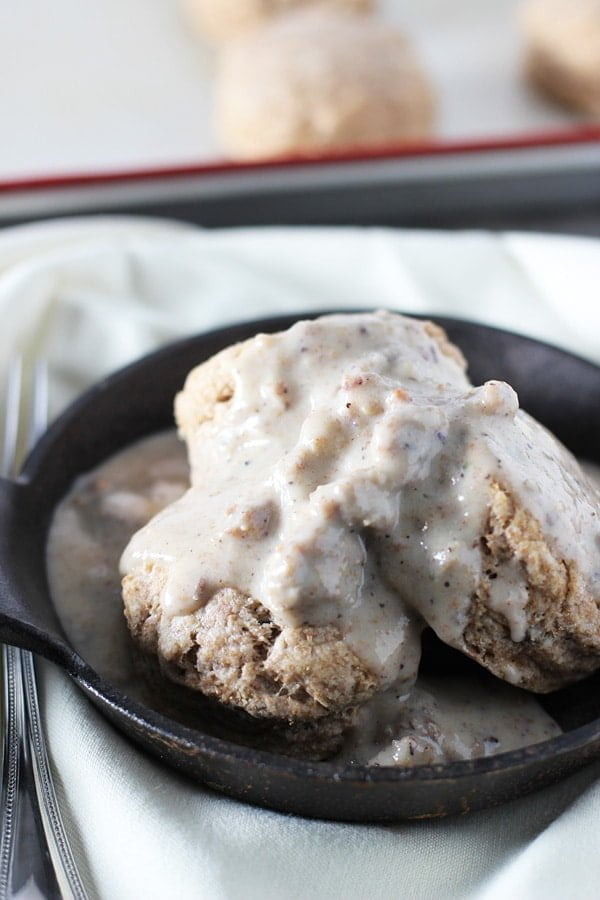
[0,312,599,823]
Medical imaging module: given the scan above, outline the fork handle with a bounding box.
[0,643,62,900]
[0,477,77,673]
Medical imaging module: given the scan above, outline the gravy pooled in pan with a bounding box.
[47,312,600,763]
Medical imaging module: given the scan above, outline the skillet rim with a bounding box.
[18,310,600,790]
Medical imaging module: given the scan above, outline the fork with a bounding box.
[0,359,88,900]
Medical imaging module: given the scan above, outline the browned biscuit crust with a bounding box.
[462,482,600,692]
[123,567,377,756]
[174,339,241,442]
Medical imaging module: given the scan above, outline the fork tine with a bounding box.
[1,359,23,479]
[28,360,48,450]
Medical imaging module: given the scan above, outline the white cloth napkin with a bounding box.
[1,218,599,900]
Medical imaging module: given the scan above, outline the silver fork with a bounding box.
[0,359,88,900]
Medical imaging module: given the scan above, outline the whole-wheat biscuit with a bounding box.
[123,571,378,757]
[460,481,600,692]
[183,0,372,42]
[122,313,600,757]
[520,0,600,115]
[172,317,600,696]
[215,9,434,160]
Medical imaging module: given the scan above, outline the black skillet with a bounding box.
[0,312,599,823]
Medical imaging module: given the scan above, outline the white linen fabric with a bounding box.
[0,218,599,900]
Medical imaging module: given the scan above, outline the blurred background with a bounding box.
[0,0,598,230]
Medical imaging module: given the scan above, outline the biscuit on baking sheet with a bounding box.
[215,9,434,160]
[183,0,372,42]
[520,0,600,115]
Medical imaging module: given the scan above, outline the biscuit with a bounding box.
[173,316,600,695]
[215,9,434,159]
[123,572,378,757]
[461,481,600,692]
[183,0,373,42]
[122,313,600,757]
[520,0,600,115]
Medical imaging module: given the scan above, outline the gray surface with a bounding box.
[1,140,600,235]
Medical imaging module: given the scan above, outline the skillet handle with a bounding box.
[0,477,79,673]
